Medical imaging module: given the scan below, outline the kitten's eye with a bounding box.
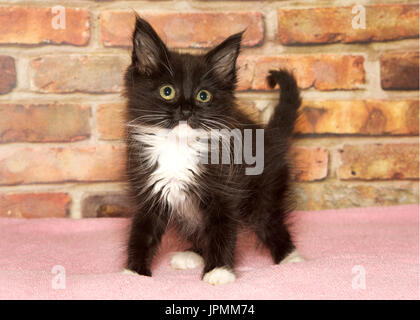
[196,90,212,103]
[159,85,176,100]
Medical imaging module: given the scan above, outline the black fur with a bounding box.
[124,16,301,278]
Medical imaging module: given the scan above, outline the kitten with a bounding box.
[124,15,303,285]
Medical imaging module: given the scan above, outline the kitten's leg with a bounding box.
[126,210,166,276]
[201,212,237,285]
[256,214,303,264]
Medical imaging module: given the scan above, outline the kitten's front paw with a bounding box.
[280,249,305,264]
[170,251,204,270]
[203,267,236,286]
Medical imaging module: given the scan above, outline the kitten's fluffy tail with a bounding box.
[266,70,301,137]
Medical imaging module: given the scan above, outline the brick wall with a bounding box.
[0,0,418,218]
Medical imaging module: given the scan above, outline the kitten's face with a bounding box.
[124,16,243,130]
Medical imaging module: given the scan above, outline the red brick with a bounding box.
[82,193,134,218]
[291,147,329,181]
[0,56,16,94]
[295,182,418,210]
[296,100,419,135]
[238,55,365,91]
[30,55,127,93]
[101,11,264,48]
[0,104,91,143]
[0,145,125,185]
[278,4,419,45]
[338,144,419,180]
[380,52,419,90]
[97,103,126,140]
[0,193,70,218]
[0,6,90,46]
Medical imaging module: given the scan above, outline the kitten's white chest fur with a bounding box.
[133,123,203,224]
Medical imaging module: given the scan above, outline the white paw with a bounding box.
[121,268,138,275]
[170,251,204,270]
[280,249,305,264]
[203,267,236,286]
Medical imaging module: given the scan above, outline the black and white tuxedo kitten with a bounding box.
[124,16,304,285]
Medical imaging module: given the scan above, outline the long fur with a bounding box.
[124,16,301,278]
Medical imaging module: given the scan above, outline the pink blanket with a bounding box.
[0,205,418,299]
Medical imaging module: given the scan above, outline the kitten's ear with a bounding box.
[131,15,170,75]
[205,31,244,85]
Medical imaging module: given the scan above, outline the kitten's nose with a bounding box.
[180,107,192,119]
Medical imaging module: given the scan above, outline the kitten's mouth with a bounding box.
[173,119,199,130]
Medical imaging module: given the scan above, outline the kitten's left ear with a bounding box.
[205,31,244,87]
[131,14,171,75]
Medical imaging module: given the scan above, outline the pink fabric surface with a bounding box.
[0,205,418,300]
